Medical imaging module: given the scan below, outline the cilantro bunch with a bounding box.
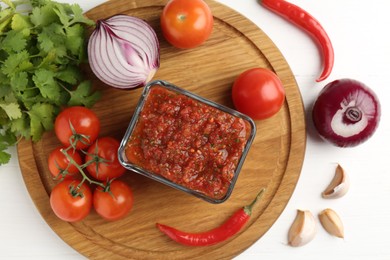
[0,0,101,165]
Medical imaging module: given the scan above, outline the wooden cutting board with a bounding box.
[17,0,306,259]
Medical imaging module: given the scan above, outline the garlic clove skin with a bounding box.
[318,208,344,238]
[322,164,350,199]
[288,209,317,247]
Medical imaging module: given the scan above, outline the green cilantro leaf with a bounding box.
[67,81,101,108]
[0,128,16,165]
[1,50,33,76]
[14,87,42,111]
[38,24,67,59]
[0,82,11,98]
[28,103,56,141]
[0,106,7,119]
[10,71,29,92]
[11,13,32,31]
[65,24,84,56]
[0,150,11,165]
[0,129,16,144]
[37,50,58,70]
[38,23,67,58]
[55,65,81,84]
[0,102,22,120]
[1,30,27,52]
[10,114,30,139]
[0,108,8,125]
[53,3,71,27]
[37,30,54,53]
[70,4,95,26]
[0,9,13,33]
[32,69,61,103]
[30,5,58,27]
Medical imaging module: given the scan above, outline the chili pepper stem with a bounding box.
[243,188,266,215]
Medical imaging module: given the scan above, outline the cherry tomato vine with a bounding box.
[48,106,133,222]
[59,145,108,189]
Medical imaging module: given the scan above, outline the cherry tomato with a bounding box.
[54,106,100,150]
[48,147,82,180]
[232,68,285,120]
[86,137,126,181]
[160,0,213,49]
[93,180,134,221]
[50,180,92,222]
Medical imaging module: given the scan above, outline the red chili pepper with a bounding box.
[259,0,334,82]
[156,188,265,246]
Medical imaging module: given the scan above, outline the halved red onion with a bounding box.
[312,79,381,147]
[88,15,160,89]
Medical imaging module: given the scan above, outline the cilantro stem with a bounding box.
[58,82,71,93]
[64,55,79,62]
[29,52,44,58]
[13,135,24,146]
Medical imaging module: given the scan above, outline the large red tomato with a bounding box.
[50,180,92,222]
[93,180,134,221]
[232,68,285,120]
[86,137,126,181]
[160,0,213,49]
[54,106,100,150]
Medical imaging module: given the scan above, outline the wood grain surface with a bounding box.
[17,0,306,259]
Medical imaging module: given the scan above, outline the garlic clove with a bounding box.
[322,164,350,199]
[318,208,344,238]
[288,209,317,247]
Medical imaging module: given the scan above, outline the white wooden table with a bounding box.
[1,0,389,259]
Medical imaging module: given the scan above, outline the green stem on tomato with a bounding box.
[67,121,91,150]
[80,139,113,172]
[60,147,106,189]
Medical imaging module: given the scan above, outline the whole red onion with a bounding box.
[312,79,381,147]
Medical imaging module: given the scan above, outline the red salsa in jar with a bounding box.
[125,85,253,200]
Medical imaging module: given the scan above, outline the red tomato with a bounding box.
[160,0,213,49]
[93,180,134,221]
[232,68,285,120]
[54,106,100,150]
[48,147,82,179]
[86,137,126,181]
[50,180,92,222]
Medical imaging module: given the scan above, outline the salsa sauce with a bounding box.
[125,85,252,200]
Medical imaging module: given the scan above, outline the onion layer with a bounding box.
[312,79,381,147]
[88,15,160,89]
